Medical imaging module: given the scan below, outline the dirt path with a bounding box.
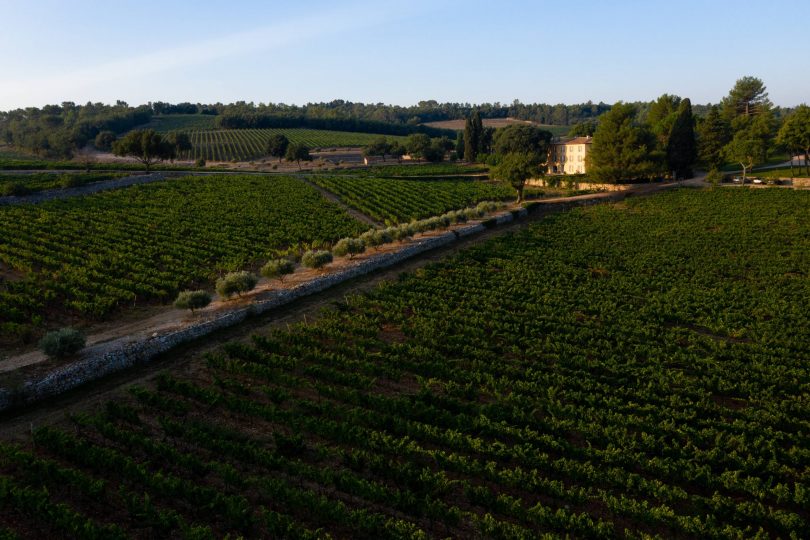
[293,174,381,227]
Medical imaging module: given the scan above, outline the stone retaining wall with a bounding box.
[0,173,167,206]
[0,191,637,412]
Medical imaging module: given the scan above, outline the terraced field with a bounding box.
[1,188,807,538]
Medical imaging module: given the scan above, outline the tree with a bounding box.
[723,125,768,183]
[112,129,172,171]
[301,250,333,270]
[285,142,311,169]
[422,141,446,163]
[455,131,465,160]
[267,133,290,162]
[492,124,553,157]
[722,76,771,121]
[647,94,681,149]
[174,290,212,312]
[260,258,295,282]
[165,131,192,162]
[776,105,810,176]
[216,271,258,298]
[390,143,406,163]
[493,152,542,203]
[464,111,483,162]
[405,133,431,160]
[666,98,697,179]
[363,136,393,161]
[94,130,117,151]
[568,121,597,137]
[39,327,85,358]
[332,237,365,259]
[697,106,731,170]
[586,103,658,183]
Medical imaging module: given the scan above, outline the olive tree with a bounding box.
[332,238,366,259]
[301,250,333,270]
[260,258,296,282]
[216,271,258,298]
[174,290,212,312]
[39,327,86,358]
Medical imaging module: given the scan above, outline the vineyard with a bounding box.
[310,176,516,223]
[0,172,127,196]
[176,129,407,162]
[0,175,365,343]
[0,188,807,538]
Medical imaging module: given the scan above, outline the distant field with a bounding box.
[423,117,570,136]
[754,166,810,179]
[180,129,408,162]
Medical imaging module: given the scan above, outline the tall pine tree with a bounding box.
[666,98,697,179]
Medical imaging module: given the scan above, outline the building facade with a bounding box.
[548,136,592,174]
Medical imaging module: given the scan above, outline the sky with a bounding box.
[1,0,808,110]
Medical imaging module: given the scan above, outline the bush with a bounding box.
[174,290,212,312]
[195,158,206,168]
[39,327,86,358]
[261,258,295,282]
[301,250,333,270]
[216,271,258,299]
[332,238,365,259]
[706,168,722,186]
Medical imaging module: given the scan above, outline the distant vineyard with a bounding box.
[177,129,407,162]
[312,176,516,223]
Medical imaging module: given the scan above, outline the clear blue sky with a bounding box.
[1,0,808,110]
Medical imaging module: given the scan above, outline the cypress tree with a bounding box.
[666,98,697,179]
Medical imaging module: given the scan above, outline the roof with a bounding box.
[551,136,593,146]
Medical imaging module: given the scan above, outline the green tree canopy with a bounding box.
[493,151,542,203]
[111,129,173,171]
[363,136,393,160]
[697,105,731,170]
[567,121,597,137]
[405,133,431,159]
[492,124,553,158]
[776,104,810,175]
[267,133,290,162]
[586,103,659,183]
[285,142,311,169]
[722,76,771,121]
[165,131,192,162]
[464,111,483,162]
[723,122,769,182]
[666,98,697,179]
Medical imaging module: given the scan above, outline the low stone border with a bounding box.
[0,173,167,206]
[0,188,643,412]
